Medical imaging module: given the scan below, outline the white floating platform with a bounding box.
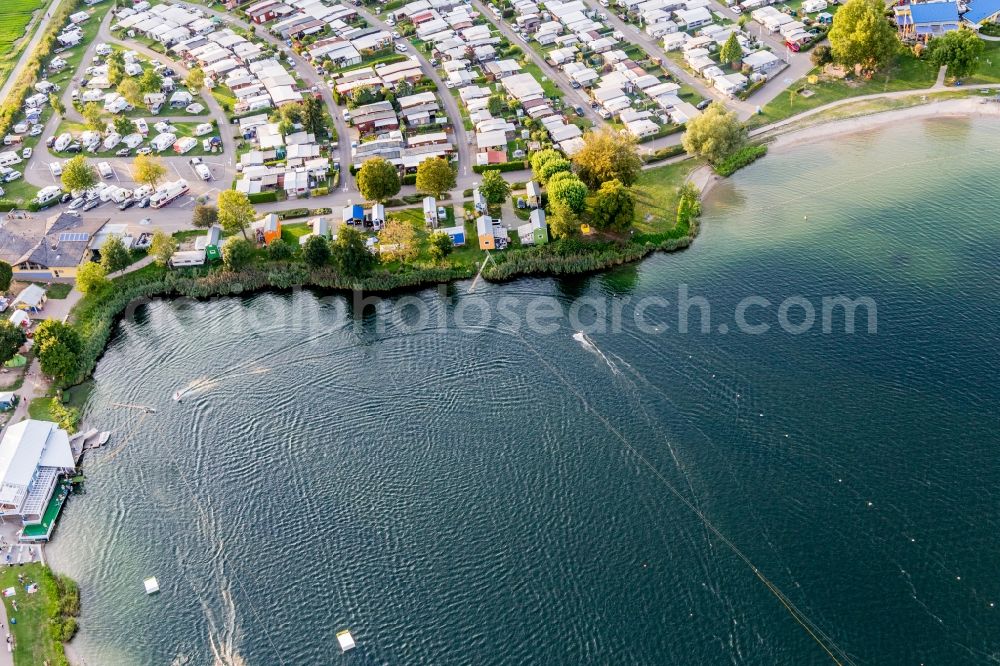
[143,577,160,595]
[336,630,355,652]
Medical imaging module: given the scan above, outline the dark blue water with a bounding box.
[51,117,1000,665]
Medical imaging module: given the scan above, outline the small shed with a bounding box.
[261,214,281,245]
[476,215,496,250]
[439,224,466,247]
[342,204,364,225]
[13,285,46,312]
[423,196,438,228]
[526,181,541,207]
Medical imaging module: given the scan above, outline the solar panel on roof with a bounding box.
[58,232,90,242]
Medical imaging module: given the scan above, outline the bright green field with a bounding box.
[0,0,45,89]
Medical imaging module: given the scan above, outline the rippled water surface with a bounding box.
[50,118,1000,665]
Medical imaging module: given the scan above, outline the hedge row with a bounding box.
[713,144,767,177]
[248,191,279,204]
[472,160,528,174]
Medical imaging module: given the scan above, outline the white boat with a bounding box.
[96,431,110,446]
[172,390,183,401]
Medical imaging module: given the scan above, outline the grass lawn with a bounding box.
[632,160,698,236]
[280,222,312,245]
[0,0,46,91]
[376,205,485,272]
[39,283,72,299]
[520,61,564,98]
[964,40,1000,84]
[748,53,939,127]
[0,563,79,666]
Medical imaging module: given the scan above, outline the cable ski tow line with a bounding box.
[518,332,858,666]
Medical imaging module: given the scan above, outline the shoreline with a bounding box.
[47,96,997,666]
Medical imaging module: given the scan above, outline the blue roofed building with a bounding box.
[963,0,1000,24]
[342,204,364,226]
[895,1,960,40]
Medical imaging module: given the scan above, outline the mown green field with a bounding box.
[0,0,45,88]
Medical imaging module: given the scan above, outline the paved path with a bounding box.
[0,0,64,103]
[471,0,609,129]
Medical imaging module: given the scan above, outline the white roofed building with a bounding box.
[0,420,76,537]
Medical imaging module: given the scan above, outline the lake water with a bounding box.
[50,117,1000,665]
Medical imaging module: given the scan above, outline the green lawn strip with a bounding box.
[0,563,80,666]
[748,53,938,128]
[0,0,54,91]
[964,40,1000,84]
[520,61,563,98]
[631,160,698,237]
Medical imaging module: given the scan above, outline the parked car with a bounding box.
[45,136,55,148]
[437,206,446,220]
[574,105,585,116]
[394,42,408,53]
[21,147,31,159]
[60,192,72,204]
[696,98,712,110]
[118,198,136,211]
[136,146,152,155]
[116,148,131,157]
[83,198,100,211]
[66,143,82,153]
[29,125,43,137]
[570,80,581,89]
[68,197,86,210]
[138,196,150,208]
[4,171,21,182]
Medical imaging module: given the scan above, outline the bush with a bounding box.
[311,186,329,197]
[276,208,309,220]
[642,144,686,164]
[401,173,417,185]
[472,160,528,174]
[247,191,278,204]
[0,199,16,211]
[713,144,768,177]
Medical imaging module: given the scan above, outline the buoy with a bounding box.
[144,577,160,595]
[337,630,356,652]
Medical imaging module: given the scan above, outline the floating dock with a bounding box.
[144,577,160,595]
[336,630,356,652]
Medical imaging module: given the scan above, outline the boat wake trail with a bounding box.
[572,332,620,375]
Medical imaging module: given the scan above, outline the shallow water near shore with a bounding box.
[50,116,1000,665]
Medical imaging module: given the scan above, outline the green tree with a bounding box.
[350,86,377,108]
[927,28,984,79]
[149,229,178,266]
[330,226,375,277]
[479,169,510,205]
[303,95,327,137]
[222,237,255,270]
[75,262,108,294]
[537,157,572,185]
[82,102,104,131]
[34,320,82,383]
[356,157,401,202]
[487,94,506,115]
[100,235,131,273]
[590,179,634,232]
[829,0,899,73]
[49,93,65,117]
[185,67,206,90]
[47,397,80,433]
[117,77,144,108]
[415,157,455,198]
[106,50,125,85]
[0,320,26,365]
[0,261,11,291]
[192,204,218,229]
[428,231,453,261]
[720,32,743,69]
[548,199,579,238]
[547,172,588,215]
[302,234,332,267]
[113,115,134,137]
[217,190,256,240]
[134,154,167,188]
[811,44,833,67]
[681,102,747,164]
[61,156,97,193]
[139,68,163,94]
[572,127,642,189]
[529,148,562,176]
[266,238,293,260]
